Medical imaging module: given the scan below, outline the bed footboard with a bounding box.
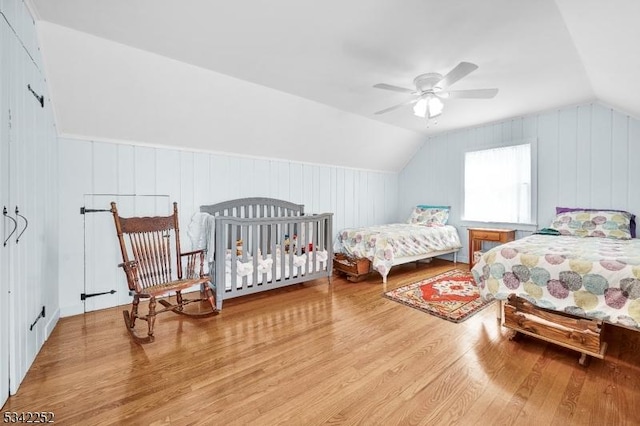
[211,213,333,310]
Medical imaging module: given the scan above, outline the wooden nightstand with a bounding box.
[468,227,516,268]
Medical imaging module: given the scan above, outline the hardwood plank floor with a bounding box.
[3,259,640,425]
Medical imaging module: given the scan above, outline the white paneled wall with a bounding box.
[400,102,640,263]
[58,138,398,316]
[1,0,59,401]
[1,0,41,71]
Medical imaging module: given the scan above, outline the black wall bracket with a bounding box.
[27,84,44,108]
[29,306,45,331]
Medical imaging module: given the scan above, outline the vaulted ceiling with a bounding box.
[27,0,640,171]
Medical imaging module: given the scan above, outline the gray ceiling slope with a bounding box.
[28,0,640,170]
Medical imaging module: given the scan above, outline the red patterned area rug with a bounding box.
[383,269,494,323]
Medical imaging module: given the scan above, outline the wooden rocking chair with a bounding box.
[111,201,218,343]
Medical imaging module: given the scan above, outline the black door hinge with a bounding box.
[81,290,116,301]
[80,207,111,215]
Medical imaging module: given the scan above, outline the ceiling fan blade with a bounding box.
[373,83,416,94]
[435,62,478,90]
[374,97,420,115]
[438,88,498,99]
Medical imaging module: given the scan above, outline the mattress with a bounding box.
[472,234,640,328]
[334,224,462,279]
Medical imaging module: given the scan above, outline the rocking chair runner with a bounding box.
[111,201,218,343]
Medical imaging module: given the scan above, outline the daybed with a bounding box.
[197,198,333,310]
[334,205,462,283]
[472,208,639,364]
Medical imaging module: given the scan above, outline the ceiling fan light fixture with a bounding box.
[412,96,444,119]
[413,98,428,117]
[427,96,443,118]
[373,62,497,118]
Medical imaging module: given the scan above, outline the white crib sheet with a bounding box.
[223,250,329,290]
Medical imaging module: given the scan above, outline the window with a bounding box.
[463,142,534,224]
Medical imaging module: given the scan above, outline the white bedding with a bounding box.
[223,249,329,290]
[334,224,462,280]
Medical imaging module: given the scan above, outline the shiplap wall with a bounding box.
[58,138,398,316]
[1,0,59,400]
[399,102,640,263]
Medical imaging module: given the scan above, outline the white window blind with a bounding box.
[464,143,532,224]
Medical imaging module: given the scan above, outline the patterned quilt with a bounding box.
[334,224,462,280]
[471,234,640,328]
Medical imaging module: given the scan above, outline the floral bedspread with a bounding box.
[334,224,462,280]
[471,234,640,328]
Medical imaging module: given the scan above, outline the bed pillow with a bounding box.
[407,206,450,226]
[551,210,633,239]
[417,204,450,209]
[556,207,636,238]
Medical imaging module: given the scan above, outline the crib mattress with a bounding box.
[223,250,329,290]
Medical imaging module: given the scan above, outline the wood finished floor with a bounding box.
[3,259,640,425]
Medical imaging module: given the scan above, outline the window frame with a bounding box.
[460,138,538,231]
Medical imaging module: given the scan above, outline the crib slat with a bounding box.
[281,223,287,282]
[242,224,249,288]
[314,218,320,273]
[260,224,268,284]
[270,223,277,283]
[252,224,258,286]
[287,222,294,281]
[230,224,237,291]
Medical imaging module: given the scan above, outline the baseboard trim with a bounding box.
[44,307,60,340]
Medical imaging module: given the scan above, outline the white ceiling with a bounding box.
[26,0,640,170]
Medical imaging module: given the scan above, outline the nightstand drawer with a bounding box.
[472,231,501,241]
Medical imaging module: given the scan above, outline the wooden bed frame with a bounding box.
[201,197,333,310]
[335,249,459,283]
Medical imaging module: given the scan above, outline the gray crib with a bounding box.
[200,197,333,310]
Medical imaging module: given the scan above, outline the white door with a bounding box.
[0,15,12,408]
[1,1,58,400]
[83,194,170,312]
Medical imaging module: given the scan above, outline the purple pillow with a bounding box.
[555,207,636,238]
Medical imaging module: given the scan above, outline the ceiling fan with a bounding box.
[373,62,498,120]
